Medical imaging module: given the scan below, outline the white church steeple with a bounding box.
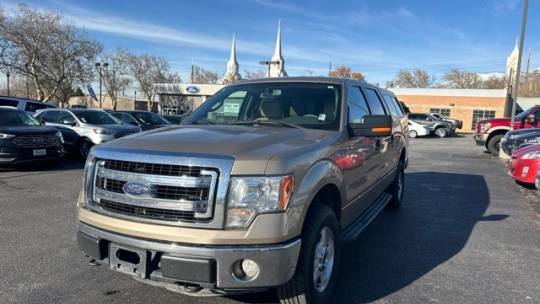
[221,34,241,84]
[269,20,287,78]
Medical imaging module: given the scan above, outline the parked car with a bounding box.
[0,107,64,166]
[430,112,463,129]
[501,128,540,156]
[408,113,455,138]
[475,104,540,155]
[162,115,182,124]
[77,77,408,303]
[35,108,141,159]
[110,110,172,131]
[408,120,430,138]
[509,144,540,189]
[0,96,56,114]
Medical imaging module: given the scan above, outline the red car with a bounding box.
[509,144,540,189]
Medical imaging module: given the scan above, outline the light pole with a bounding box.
[134,90,137,102]
[510,0,529,130]
[6,71,10,97]
[26,76,29,98]
[95,62,109,108]
[259,60,279,78]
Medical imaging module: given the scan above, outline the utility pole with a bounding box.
[134,90,137,102]
[510,0,529,131]
[26,76,29,98]
[95,62,109,108]
[6,71,10,97]
[526,48,532,74]
[328,61,332,77]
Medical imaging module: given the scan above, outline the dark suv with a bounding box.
[109,110,172,131]
[0,107,64,166]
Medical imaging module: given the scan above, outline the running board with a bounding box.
[340,192,392,241]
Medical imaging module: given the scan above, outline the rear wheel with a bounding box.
[434,127,448,138]
[409,130,418,138]
[387,159,405,209]
[487,134,504,155]
[277,204,340,304]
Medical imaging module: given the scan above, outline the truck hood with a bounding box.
[97,125,337,174]
[0,126,59,135]
[513,143,540,158]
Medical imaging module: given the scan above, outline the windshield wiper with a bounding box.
[231,119,302,129]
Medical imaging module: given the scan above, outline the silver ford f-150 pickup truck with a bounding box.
[77,77,408,304]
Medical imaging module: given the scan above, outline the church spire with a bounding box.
[269,19,287,77]
[221,34,241,84]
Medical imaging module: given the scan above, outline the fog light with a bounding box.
[232,259,259,281]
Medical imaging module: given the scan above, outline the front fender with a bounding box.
[285,160,345,237]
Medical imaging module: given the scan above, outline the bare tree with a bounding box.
[391,69,435,88]
[481,75,507,89]
[329,66,364,81]
[443,69,482,89]
[0,5,101,102]
[128,53,180,109]
[243,70,267,80]
[192,65,219,84]
[520,71,540,97]
[100,49,130,110]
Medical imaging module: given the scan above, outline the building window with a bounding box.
[472,110,496,130]
[430,108,451,117]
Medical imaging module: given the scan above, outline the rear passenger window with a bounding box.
[348,87,370,123]
[25,102,52,113]
[41,111,59,123]
[362,88,386,115]
[0,99,18,107]
[383,95,404,117]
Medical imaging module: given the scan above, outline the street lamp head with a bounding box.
[103,63,109,68]
[95,62,101,67]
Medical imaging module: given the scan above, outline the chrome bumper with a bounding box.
[78,222,301,289]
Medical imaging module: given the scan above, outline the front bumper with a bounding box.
[0,145,64,166]
[509,159,540,184]
[474,133,488,145]
[78,222,301,290]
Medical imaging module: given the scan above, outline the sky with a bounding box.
[2,0,540,88]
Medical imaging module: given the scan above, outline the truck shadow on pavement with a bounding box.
[335,171,507,303]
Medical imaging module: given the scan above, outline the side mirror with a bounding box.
[349,115,393,137]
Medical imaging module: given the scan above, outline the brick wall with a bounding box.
[397,94,506,132]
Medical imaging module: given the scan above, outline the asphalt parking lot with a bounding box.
[1,135,539,304]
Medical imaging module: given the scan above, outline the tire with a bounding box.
[79,139,93,159]
[277,204,340,304]
[487,134,504,156]
[387,158,405,209]
[434,127,448,138]
[409,130,418,138]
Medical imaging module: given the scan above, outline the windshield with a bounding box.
[73,111,119,125]
[186,83,342,130]
[0,110,41,127]
[131,112,169,125]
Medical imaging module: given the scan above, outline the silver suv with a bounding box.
[35,108,141,158]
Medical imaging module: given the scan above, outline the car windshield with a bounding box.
[131,112,169,125]
[73,110,119,125]
[186,83,342,130]
[0,110,41,127]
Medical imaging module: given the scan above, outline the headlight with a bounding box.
[0,133,15,139]
[82,155,97,207]
[480,123,491,133]
[93,128,113,135]
[55,131,64,143]
[522,150,540,159]
[226,175,294,229]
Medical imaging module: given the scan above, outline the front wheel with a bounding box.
[487,134,504,156]
[277,204,340,304]
[79,139,93,159]
[387,159,405,209]
[434,127,448,138]
[409,130,418,138]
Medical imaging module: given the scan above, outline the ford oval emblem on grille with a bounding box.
[123,182,151,197]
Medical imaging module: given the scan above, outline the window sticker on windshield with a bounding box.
[318,114,326,121]
[327,86,334,89]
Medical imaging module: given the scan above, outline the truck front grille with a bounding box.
[97,199,196,222]
[13,134,59,148]
[103,159,208,177]
[91,158,219,224]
